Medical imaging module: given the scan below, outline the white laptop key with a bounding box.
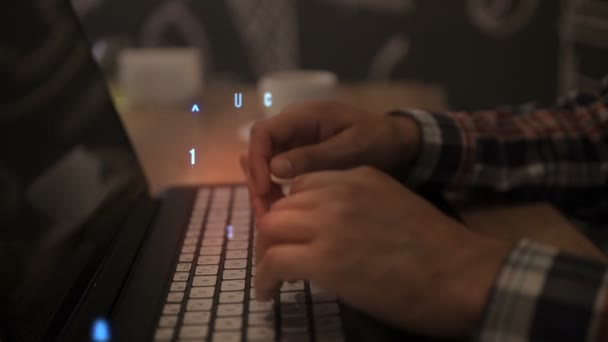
[166,292,184,303]
[173,272,189,282]
[170,282,186,292]
[212,331,241,342]
[199,246,222,255]
[158,315,178,328]
[154,328,174,340]
[217,303,243,316]
[223,269,246,280]
[179,325,208,339]
[224,259,247,269]
[247,326,275,339]
[162,304,181,315]
[192,275,217,287]
[183,311,211,325]
[215,317,243,330]
[189,286,214,298]
[197,255,220,265]
[186,298,213,311]
[221,280,245,291]
[195,265,219,275]
[219,291,244,303]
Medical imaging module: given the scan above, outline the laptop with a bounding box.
[0,3,452,341]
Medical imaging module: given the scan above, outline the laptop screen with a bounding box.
[0,2,148,339]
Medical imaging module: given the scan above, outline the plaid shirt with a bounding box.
[398,77,608,341]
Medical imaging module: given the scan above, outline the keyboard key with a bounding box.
[170,282,187,292]
[199,246,222,255]
[250,288,256,300]
[227,241,249,250]
[313,303,340,316]
[226,250,248,259]
[162,304,181,315]
[212,331,241,342]
[185,230,199,238]
[204,229,225,237]
[215,317,243,330]
[224,259,247,269]
[195,265,219,275]
[310,283,337,302]
[158,315,178,328]
[281,281,305,292]
[179,325,208,339]
[229,233,249,241]
[181,245,196,254]
[219,291,244,303]
[183,237,198,246]
[176,263,191,272]
[217,303,243,316]
[189,287,215,298]
[179,253,194,262]
[281,303,308,317]
[248,312,274,326]
[166,292,184,303]
[280,292,306,304]
[154,328,174,340]
[315,331,345,342]
[247,326,275,340]
[221,280,245,291]
[186,299,213,311]
[249,300,274,312]
[192,275,217,287]
[201,237,223,246]
[281,315,309,333]
[281,332,310,342]
[197,255,220,265]
[251,266,256,276]
[314,315,342,332]
[183,311,211,325]
[173,272,189,282]
[223,269,246,280]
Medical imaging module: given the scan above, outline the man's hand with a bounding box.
[246,101,420,217]
[254,166,510,338]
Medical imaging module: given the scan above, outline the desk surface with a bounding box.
[119,82,606,262]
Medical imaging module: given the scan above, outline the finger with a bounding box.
[248,107,328,197]
[269,188,324,212]
[256,244,312,301]
[288,170,346,195]
[242,153,284,219]
[270,127,363,178]
[257,209,316,244]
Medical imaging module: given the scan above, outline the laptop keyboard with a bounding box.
[154,186,346,341]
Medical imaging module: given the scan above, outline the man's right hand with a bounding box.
[246,101,421,216]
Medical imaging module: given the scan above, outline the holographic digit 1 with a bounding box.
[189,148,196,166]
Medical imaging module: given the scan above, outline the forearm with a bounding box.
[476,239,608,341]
[395,83,608,203]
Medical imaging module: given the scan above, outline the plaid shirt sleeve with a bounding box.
[395,76,608,205]
[475,239,608,341]
[392,78,608,341]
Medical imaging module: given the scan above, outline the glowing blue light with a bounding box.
[191,104,200,112]
[263,92,273,108]
[234,93,243,108]
[92,318,110,342]
[226,225,234,240]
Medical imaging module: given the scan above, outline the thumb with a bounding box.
[270,128,362,178]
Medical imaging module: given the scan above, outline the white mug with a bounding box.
[257,70,338,117]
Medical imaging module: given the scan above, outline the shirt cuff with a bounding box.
[476,239,608,342]
[389,110,466,189]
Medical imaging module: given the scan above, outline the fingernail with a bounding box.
[272,158,293,176]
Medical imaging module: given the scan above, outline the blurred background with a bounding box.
[71,0,607,109]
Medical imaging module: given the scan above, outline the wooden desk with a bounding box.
[119,82,606,262]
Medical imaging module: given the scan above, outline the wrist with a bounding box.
[387,112,422,170]
[450,235,511,336]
